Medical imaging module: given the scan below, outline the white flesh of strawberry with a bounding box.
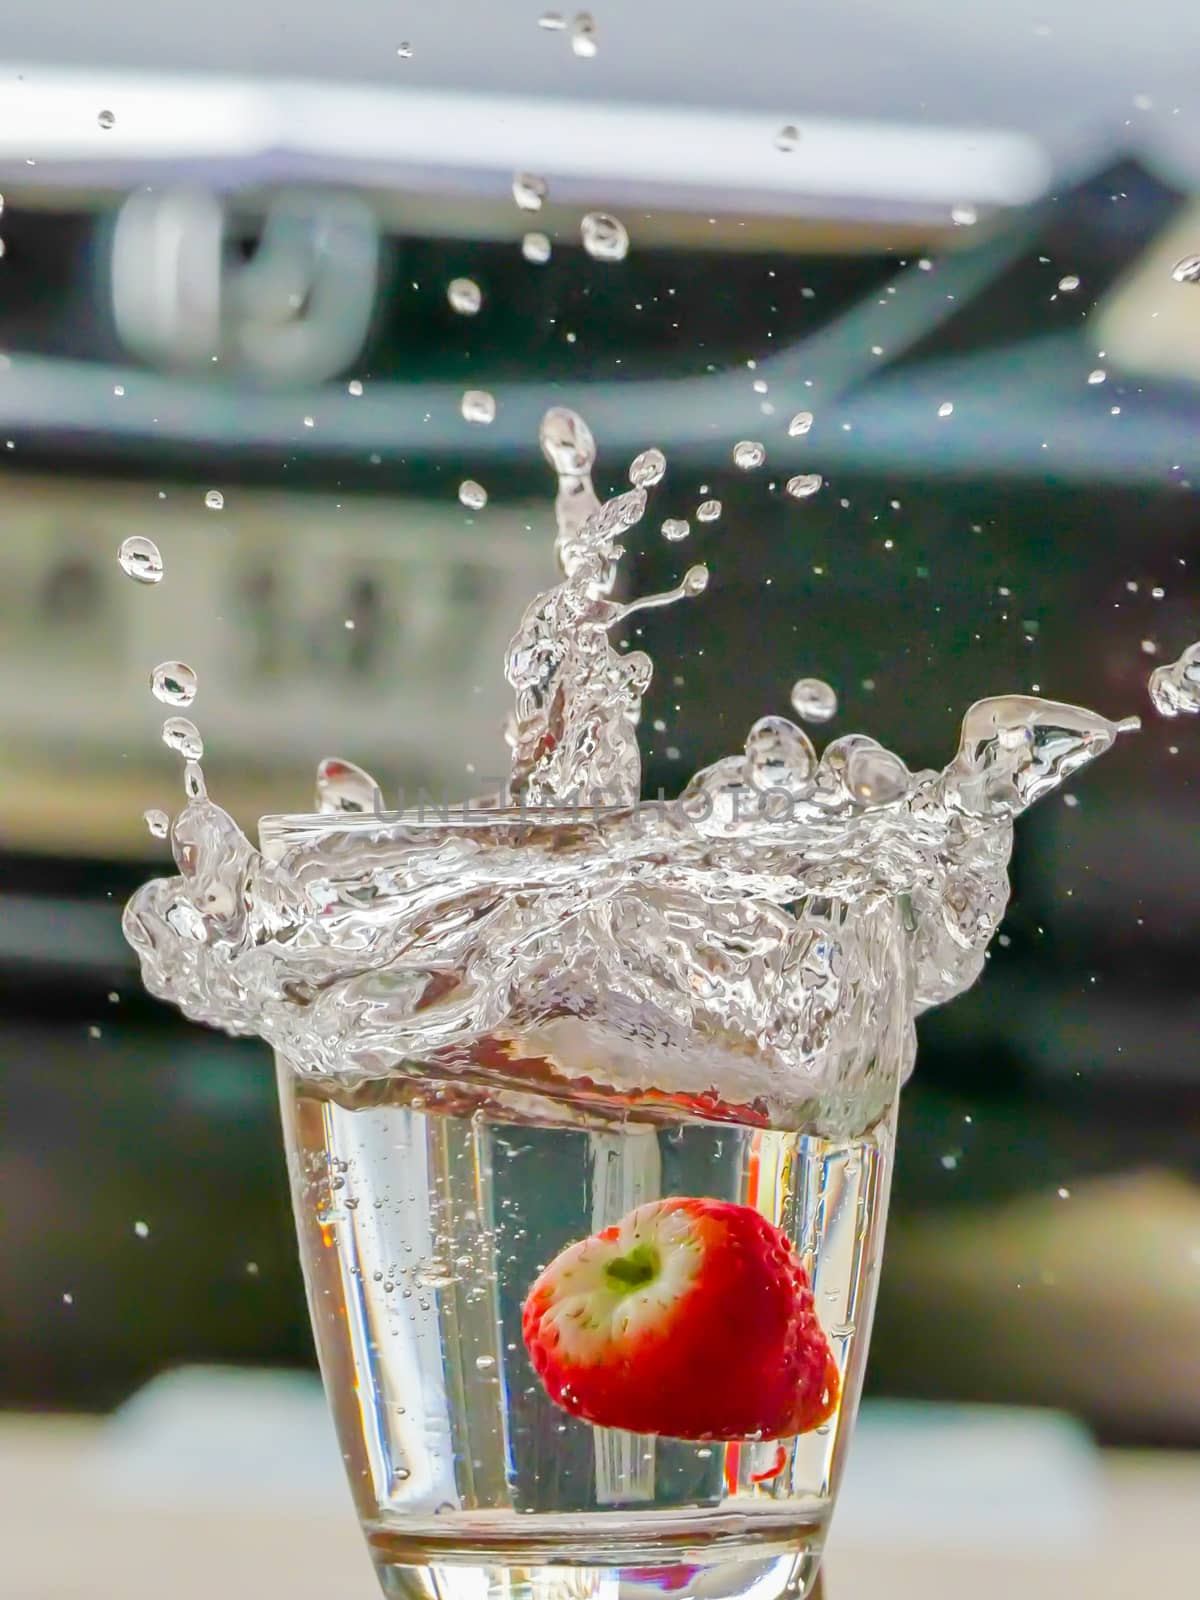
[540,1202,706,1360]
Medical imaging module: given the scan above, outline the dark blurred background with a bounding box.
[1,7,1198,1593]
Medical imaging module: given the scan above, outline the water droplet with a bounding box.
[98,109,115,131]
[150,661,198,707]
[775,124,800,152]
[475,1354,497,1371]
[661,518,690,542]
[629,447,666,487]
[787,411,814,437]
[733,440,765,470]
[203,489,224,511]
[845,745,911,806]
[315,757,382,814]
[950,203,978,226]
[571,11,598,55]
[937,401,954,418]
[161,716,204,760]
[1148,641,1200,717]
[512,172,547,212]
[118,535,163,584]
[183,762,206,800]
[540,407,596,481]
[744,715,816,793]
[522,231,552,264]
[538,10,566,28]
[133,1219,150,1238]
[448,277,482,315]
[1087,369,1106,385]
[682,564,709,596]
[1057,274,1080,293]
[459,479,488,510]
[143,808,170,839]
[696,499,722,522]
[581,211,628,262]
[1171,254,1200,284]
[785,473,823,499]
[396,41,413,59]
[461,389,496,426]
[790,677,838,723]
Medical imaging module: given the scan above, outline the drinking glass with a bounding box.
[268,805,907,1600]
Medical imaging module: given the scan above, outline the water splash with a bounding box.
[125,413,1137,1138]
[1148,642,1200,717]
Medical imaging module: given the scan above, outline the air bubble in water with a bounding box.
[513,172,547,212]
[1057,274,1080,293]
[790,677,838,723]
[98,110,115,131]
[143,808,169,839]
[733,440,765,470]
[459,479,488,510]
[118,536,163,584]
[950,203,978,226]
[696,499,722,522]
[581,212,628,262]
[204,489,224,511]
[522,231,551,264]
[162,717,204,760]
[785,473,823,499]
[462,390,496,425]
[448,278,482,315]
[775,124,800,152]
[571,11,598,55]
[629,447,666,487]
[661,518,690,542]
[1148,642,1200,717]
[150,661,198,707]
[1171,255,1200,284]
[788,411,814,437]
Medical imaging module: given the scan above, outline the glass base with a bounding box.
[370,1547,823,1600]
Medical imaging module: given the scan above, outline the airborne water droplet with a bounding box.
[581,212,628,262]
[937,401,954,418]
[950,203,978,226]
[150,661,198,707]
[1087,369,1106,385]
[117,536,163,584]
[512,172,547,212]
[1171,254,1200,284]
[774,124,800,152]
[447,278,482,315]
[475,1355,497,1371]
[1057,274,1080,293]
[459,479,488,510]
[629,447,666,487]
[790,677,838,723]
[785,473,823,499]
[143,808,170,839]
[661,518,690,542]
[682,564,709,596]
[571,11,598,55]
[787,411,814,437]
[538,10,566,28]
[696,499,722,522]
[733,440,765,470]
[315,757,382,814]
[161,717,204,759]
[204,489,224,511]
[1148,641,1200,717]
[461,389,496,425]
[522,231,552,264]
[98,109,115,131]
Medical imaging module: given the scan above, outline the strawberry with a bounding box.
[521,1197,839,1440]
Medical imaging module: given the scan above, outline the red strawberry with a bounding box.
[521,1197,839,1440]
